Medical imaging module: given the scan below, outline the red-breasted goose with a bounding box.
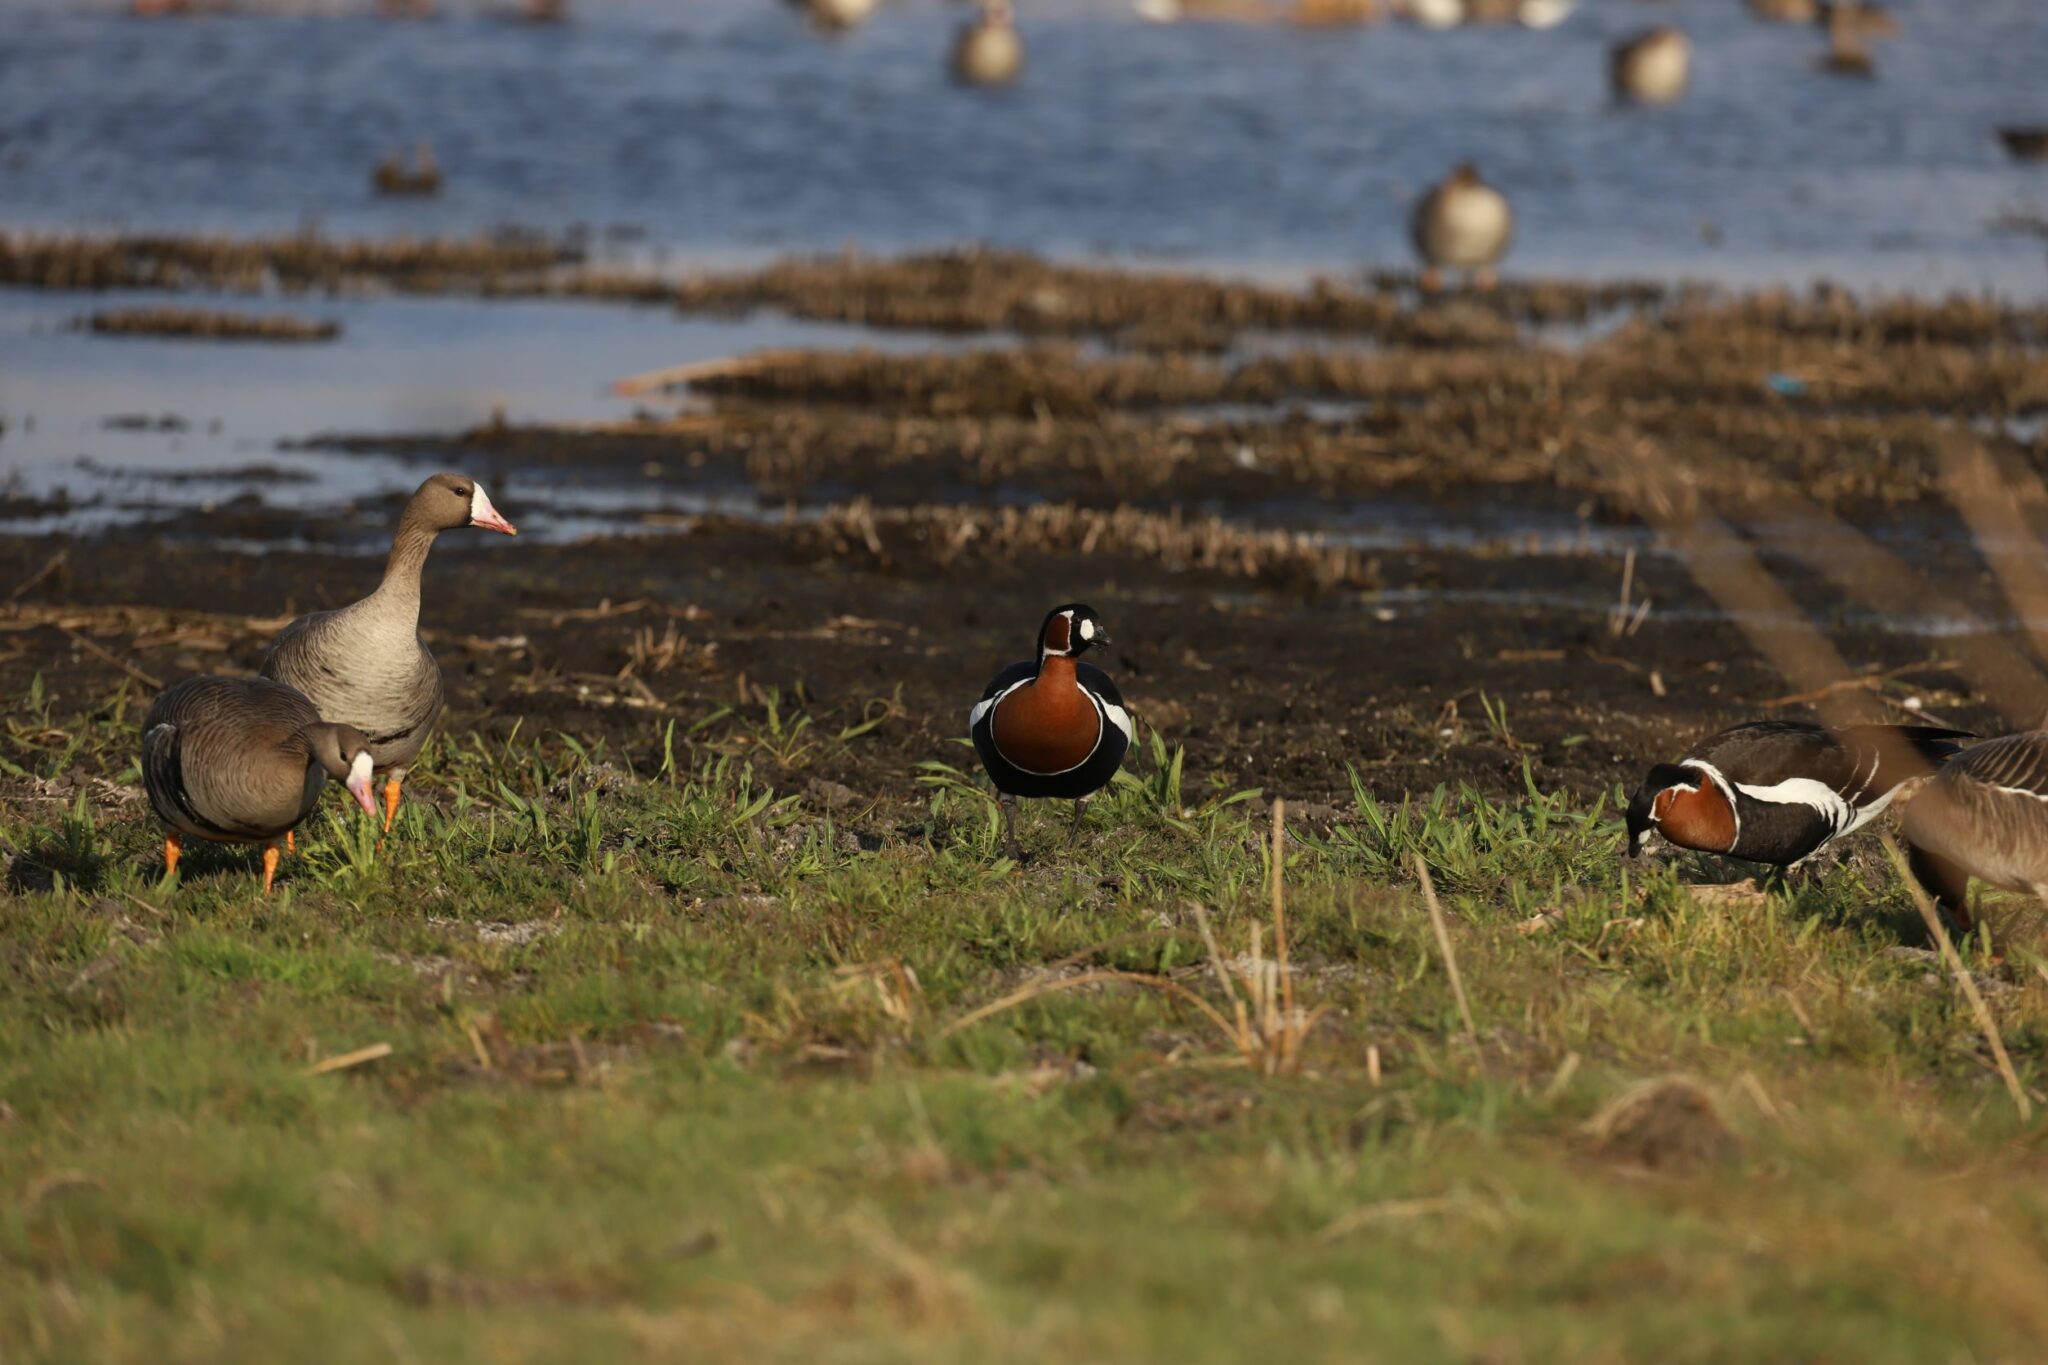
[1626,720,1973,870]
[259,473,516,833]
[969,604,1134,859]
[143,676,378,892]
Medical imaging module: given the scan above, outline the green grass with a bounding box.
[4,686,2048,1362]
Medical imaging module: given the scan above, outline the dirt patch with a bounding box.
[1583,1076,1740,1172]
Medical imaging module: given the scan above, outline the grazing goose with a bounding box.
[1902,731,2048,933]
[1612,27,1690,106]
[970,604,1133,859]
[953,0,1024,87]
[260,474,516,832]
[143,677,378,893]
[1627,720,1973,870]
[1411,163,1513,293]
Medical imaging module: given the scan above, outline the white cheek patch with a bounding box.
[348,752,375,787]
[469,483,493,523]
[1079,618,1095,641]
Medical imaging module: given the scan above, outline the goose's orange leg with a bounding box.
[163,833,181,878]
[261,843,281,895]
[285,829,296,855]
[382,777,402,834]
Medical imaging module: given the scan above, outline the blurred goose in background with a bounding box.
[1399,0,1464,30]
[1997,127,2048,163]
[260,474,516,835]
[1749,0,1818,21]
[1516,0,1573,29]
[1411,163,1513,292]
[372,142,441,197]
[800,0,877,32]
[143,677,377,894]
[1612,27,1690,105]
[954,0,1024,86]
[1816,25,1875,77]
[1818,2,1897,40]
[1903,731,2048,933]
[1291,0,1381,23]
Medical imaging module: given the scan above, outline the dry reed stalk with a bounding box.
[1938,434,2048,681]
[942,847,1325,1075]
[1585,429,1974,789]
[1747,482,2048,728]
[303,1042,393,1076]
[1272,799,1294,1030]
[939,968,1238,1042]
[1414,856,1479,1053]
[1881,837,2033,1122]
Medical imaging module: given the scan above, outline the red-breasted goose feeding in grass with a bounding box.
[970,604,1134,859]
[1411,163,1513,293]
[1902,731,2048,933]
[260,473,516,834]
[143,677,378,893]
[1626,720,1973,870]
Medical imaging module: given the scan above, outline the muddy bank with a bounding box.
[0,510,2000,833]
[309,390,2037,517]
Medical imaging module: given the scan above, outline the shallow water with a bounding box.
[1,0,2045,292]
[0,284,951,537]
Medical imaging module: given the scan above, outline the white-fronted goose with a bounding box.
[953,0,1024,87]
[1612,27,1690,105]
[260,473,516,832]
[1627,720,1973,871]
[143,677,378,893]
[1902,731,2048,932]
[1411,163,1513,293]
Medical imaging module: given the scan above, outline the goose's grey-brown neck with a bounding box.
[373,512,442,615]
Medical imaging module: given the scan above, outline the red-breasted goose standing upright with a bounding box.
[260,473,516,833]
[1902,730,2048,933]
[970,604,1134,859]
[1626,720,1973,870]
[143,676,378,892]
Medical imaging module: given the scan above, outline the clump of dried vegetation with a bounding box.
[82,308,341,342]
[802,499,1377,592]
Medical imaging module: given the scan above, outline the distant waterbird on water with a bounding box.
[1411,162,1512,293]
[953,0,1024,87]
[1612,27,1690,106]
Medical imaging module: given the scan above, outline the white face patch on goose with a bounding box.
[348,751,375,787]
[466,482,519,536]
[1077,617,1095,643]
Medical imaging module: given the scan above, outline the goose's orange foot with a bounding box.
[261,843,281,895]
[164,834,181,878]
[286,829,296,856]
[382,777,402,835]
